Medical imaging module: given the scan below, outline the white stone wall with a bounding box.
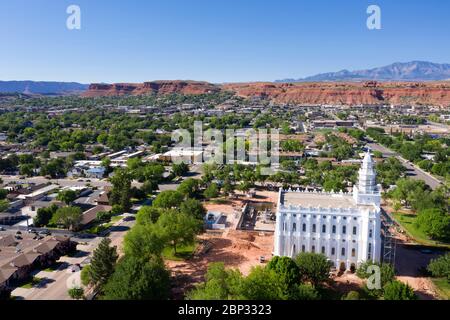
[274,192,382,270]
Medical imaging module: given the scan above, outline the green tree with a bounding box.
[80,265,92,286]
[103,255,170,300]
[294,253,332,287]
[141,179,158,195]
[323,174,345,192]
[136,206,161,225]
[237,181,252,194]
[0,199,10,212]
[19,163,34,177]
[157,210,201,254]
[152,190,184,209]
[357,261,395,288]
[383,280,417,300]
[266,256,300,289]
[68,287,84,300]
[391,178,427,208]
[50,206,82,231]
[127,157,142,171]
[427,253,450,280]
[204,183,220,199]
[0,189,8,200]
[172,162,189,177]
[342,291,360,300]
[56,189,78,205]
[187,263,243,300]
[178,178,199,198]
[96,211,112,223]
[415,208,450,241]
[240,266,287,300]
[123,223,166,258]
[33,204,58,227]
[41,158,66,178]
[180,198,207,220]
[88,238,119,291]
[222,180,234,196]
[109,168,132,211]
[289,283,320,300]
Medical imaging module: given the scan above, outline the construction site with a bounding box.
[167,190,278,298]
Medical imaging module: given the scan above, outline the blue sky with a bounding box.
[0,0,449,83]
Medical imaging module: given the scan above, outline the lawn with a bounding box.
[391,212,450,248]
[431,278,450,300]
[20,277,43,289]
[43,262,63,272]
[162,243,197,261]
[110,215,124,223]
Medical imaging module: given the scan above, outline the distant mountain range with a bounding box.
[276,61,450,82]
[0,81,88,95]
[1,61,449,96]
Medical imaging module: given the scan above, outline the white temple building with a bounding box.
[274,151,382,271]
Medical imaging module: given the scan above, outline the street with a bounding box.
[0,175,111,188]
[367,142,443,190]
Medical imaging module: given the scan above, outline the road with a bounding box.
[10,215,135,300]
[0,175,111,188]
[367,142,443,190]
[1,164,203,190]
[0,225,75,237]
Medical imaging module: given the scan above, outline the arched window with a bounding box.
[353,226,357,235]
[332,225,336,233]
[351,248,356,257]
[293,223,297,232]
[369,229,373,238]
[322,225,326,233]
[341,248,346,256]
[302,224,306,232]
[342,226,347,234]
[331,247,335,255]
[321,246,325,254]
[311,245,316,253]
[293,245,296,255]
[302,245,306,253]
[312,224,316,233]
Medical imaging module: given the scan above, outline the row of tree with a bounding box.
[188,254,331,300]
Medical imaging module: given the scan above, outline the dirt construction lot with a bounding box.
[167,191,277,298]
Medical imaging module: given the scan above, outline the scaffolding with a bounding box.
[381,210,396,267]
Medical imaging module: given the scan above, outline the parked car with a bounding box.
[0,227,6,231]
[39,229,51,236]
[68,264,81,273]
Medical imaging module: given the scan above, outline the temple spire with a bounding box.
[353,149,381,206]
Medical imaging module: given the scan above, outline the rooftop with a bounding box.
[281,191,359,209]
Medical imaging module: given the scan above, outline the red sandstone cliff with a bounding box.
[83,80,220,97]
[82,80,450,106]
[222,81,450,106]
